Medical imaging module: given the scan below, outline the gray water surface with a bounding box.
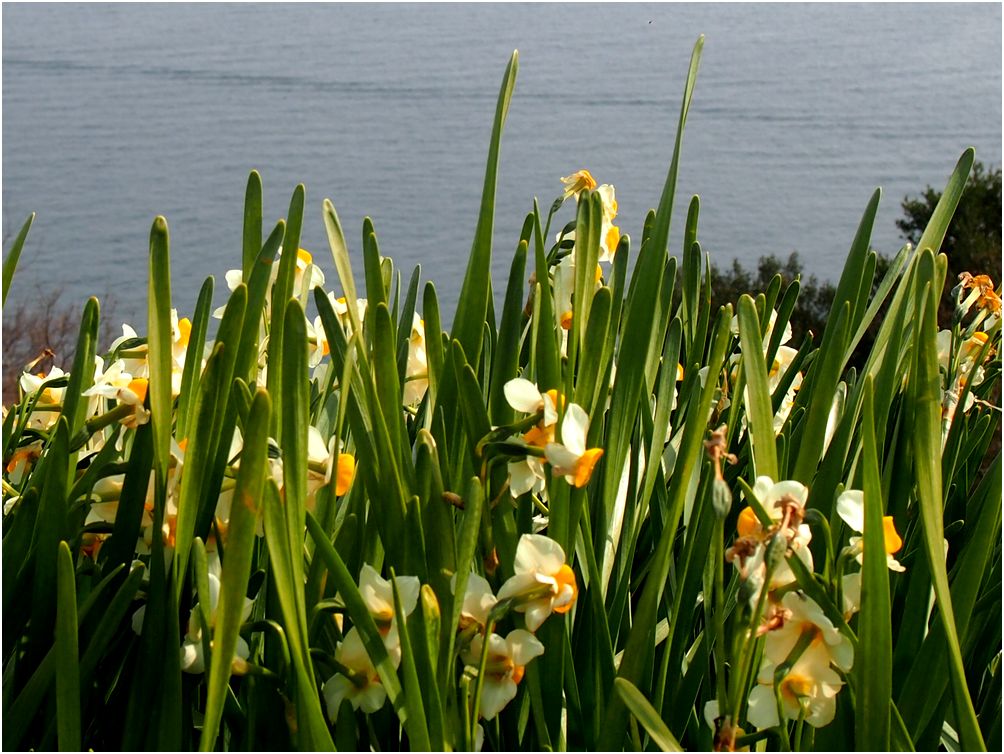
[3,3,1001,326]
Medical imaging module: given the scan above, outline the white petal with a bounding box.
[703,699,720,731]
[337,627,373,671]
[506,629,545,665]
[323,674,352,719]
[504,378,543,414]
[206,572,222,616]
[307,426,329,464]
[522,599,552,632]
[462,573,497,626]
[751,475,774,507]
[769,480,808,509]
[358,564,393,618]
[479,677,517,720]
[496,572,540,603]
[836,489,865,533]
[393,575,422,618]
[356,681,387,713]
[746,684,780,729]
[131,605,146,636]
[544,442,580,474]
[560,403,589,456]
[508,460,538,497]
[512,533,566,577]
[841,572,862,617]
[181,639,204,674]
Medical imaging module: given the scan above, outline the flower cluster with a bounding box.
[322,565,420,715]
[502,379,604,501]
[456,534,577,720]
[936,272,999,443]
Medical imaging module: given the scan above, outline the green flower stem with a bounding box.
[470,617,497,744]
[770,627,817,751]
[793,701,808,752]
[70,403,137,449]
[730,555,779,723]
[712,516,728,713]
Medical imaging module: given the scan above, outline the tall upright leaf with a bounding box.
[2,211,34,305]
[452,50,518,365]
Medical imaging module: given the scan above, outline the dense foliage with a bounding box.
[2,38,1001,752]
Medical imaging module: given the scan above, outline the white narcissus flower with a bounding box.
[746,644,844,730]
[504,378,562,434]
[19,366,68,430]
[462,630,545,720]
[213,247,325,318]
[504,378,565,498]
[841,572,862,620]
[507,452,547,499]
[835,489,905,572]
[745,476,811,545]
[5,439,43,487]
[323,626,398,717]
[544,403,604,489]
[82,363,150,429]
[106,311,190,397]
[180,572,254,674]
[453,572,497,631]
[595,183,621,262]
[548,254,604,341]
[358,564,421,629]
[403,314,429,405]
[108,324,148,377]
[937,329,991,385]
[305,427,356,508]
[289,247,326,297]
[329,292,368,329]
[497,534,578,632]
[560,169,597,199]
[733,477,813,595]
[553,254,577,335]
[762,591,853,674]
[306,317,330,369]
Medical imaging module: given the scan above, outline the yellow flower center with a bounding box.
[335,453,356,496]
[779,673,814,702]
[544,389,566,412]
[594,263,603,284]
[128,378,149,404]
[552,564,578,613]
[561,169,597,198]
[882,515,903,555]
[560,310,573,330]
[676,363,684,381]
[980,290,1002,314]
[573,448,604,488]
[511,663,526,685]
[6,446,39,473]
[605,225,620,254]
[523,424,552,448]
[177,317,192,348]
[737,506,760,538]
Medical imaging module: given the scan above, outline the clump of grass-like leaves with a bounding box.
[2,38,1001,752]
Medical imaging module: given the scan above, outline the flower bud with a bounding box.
[712,478,733,519]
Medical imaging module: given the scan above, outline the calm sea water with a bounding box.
[3,3,1001,327]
